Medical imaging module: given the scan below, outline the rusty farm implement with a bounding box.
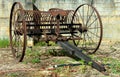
[9,2,106,73]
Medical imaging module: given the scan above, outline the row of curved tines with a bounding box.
[23,9,80,31]
[23,9,78,24]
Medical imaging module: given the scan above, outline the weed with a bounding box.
[31,57,41,64]
[78,59,92,73]
[49,41,57,46]
[24,49,41,64]
[0,39,9,48]
[7,73,19,77]
[110,46,116,51]
[52,59,66,64]
[91,55,120,74]
[48,49,67,56]
[35,41,47,46]
[109,59,120,74]
[34,41,57,46]
[88,61,93,66]
[53,66,71,77]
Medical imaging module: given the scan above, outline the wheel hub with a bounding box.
[79,26,88,33]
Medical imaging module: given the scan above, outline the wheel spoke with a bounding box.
[88,17,98,28]
[82,33,86,47]
[87,30,100,38]
[86,5,90,26]
[88,27,100,29]
[67,4,102,53]
[86,9,94,26]
[86,32,97,46]
[78,11,84,26]
[82,5,85,26]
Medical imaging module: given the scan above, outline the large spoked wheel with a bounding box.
[9,2,27,62]
[71,4,103,54]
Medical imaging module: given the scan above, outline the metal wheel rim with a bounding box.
[9,2,26,62]
[71,4,103,54]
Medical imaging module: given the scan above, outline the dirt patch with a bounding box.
[0,41,120,77]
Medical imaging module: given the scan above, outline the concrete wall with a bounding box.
[0,0,26,39]
[0,0,120,41]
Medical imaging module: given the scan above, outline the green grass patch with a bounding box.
[52,59,66,64]
[7,73,19,77]
[108,59,120,74]
[90,54,120,74]
[35,41,47,46]
[47,49,67,56]
[34,41,57,46]
[24,49,41,64]
[0,39,9,48]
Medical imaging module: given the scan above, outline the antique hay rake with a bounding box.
[9,2,105,73]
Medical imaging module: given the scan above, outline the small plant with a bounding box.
[78,59,90,73]
[47,49,67,56]
[34,41,57,46]
[88,61,93,66]
[0,39,9,48]
[7,73,19,77]
[110,46,116,51]
[109,59,120,74]
[35,41,47,46]
[24,49,41,64]
[52,59,66,64]
[49,41,57,46]
[31,57,41,64]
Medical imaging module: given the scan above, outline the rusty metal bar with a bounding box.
[26,23,82,26]
[57,41,106,73]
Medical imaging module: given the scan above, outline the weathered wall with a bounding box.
[0,0,120,41]
[0,0,26,39]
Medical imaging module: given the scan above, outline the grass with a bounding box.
[24,48,41,64]
[0,39,9,48]
[23,40,120,76]
[7,73,19,77]
[109,46,116,51]
[52,58,67,64]
[90,54,120,74]
[24,48,68,64]
[47,49,67,56]
[35,41,47,46]
[108,59,120,74]
[5,72,32,77]
[34,41,57,46]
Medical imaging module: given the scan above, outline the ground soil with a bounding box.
[0,40,120,77]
